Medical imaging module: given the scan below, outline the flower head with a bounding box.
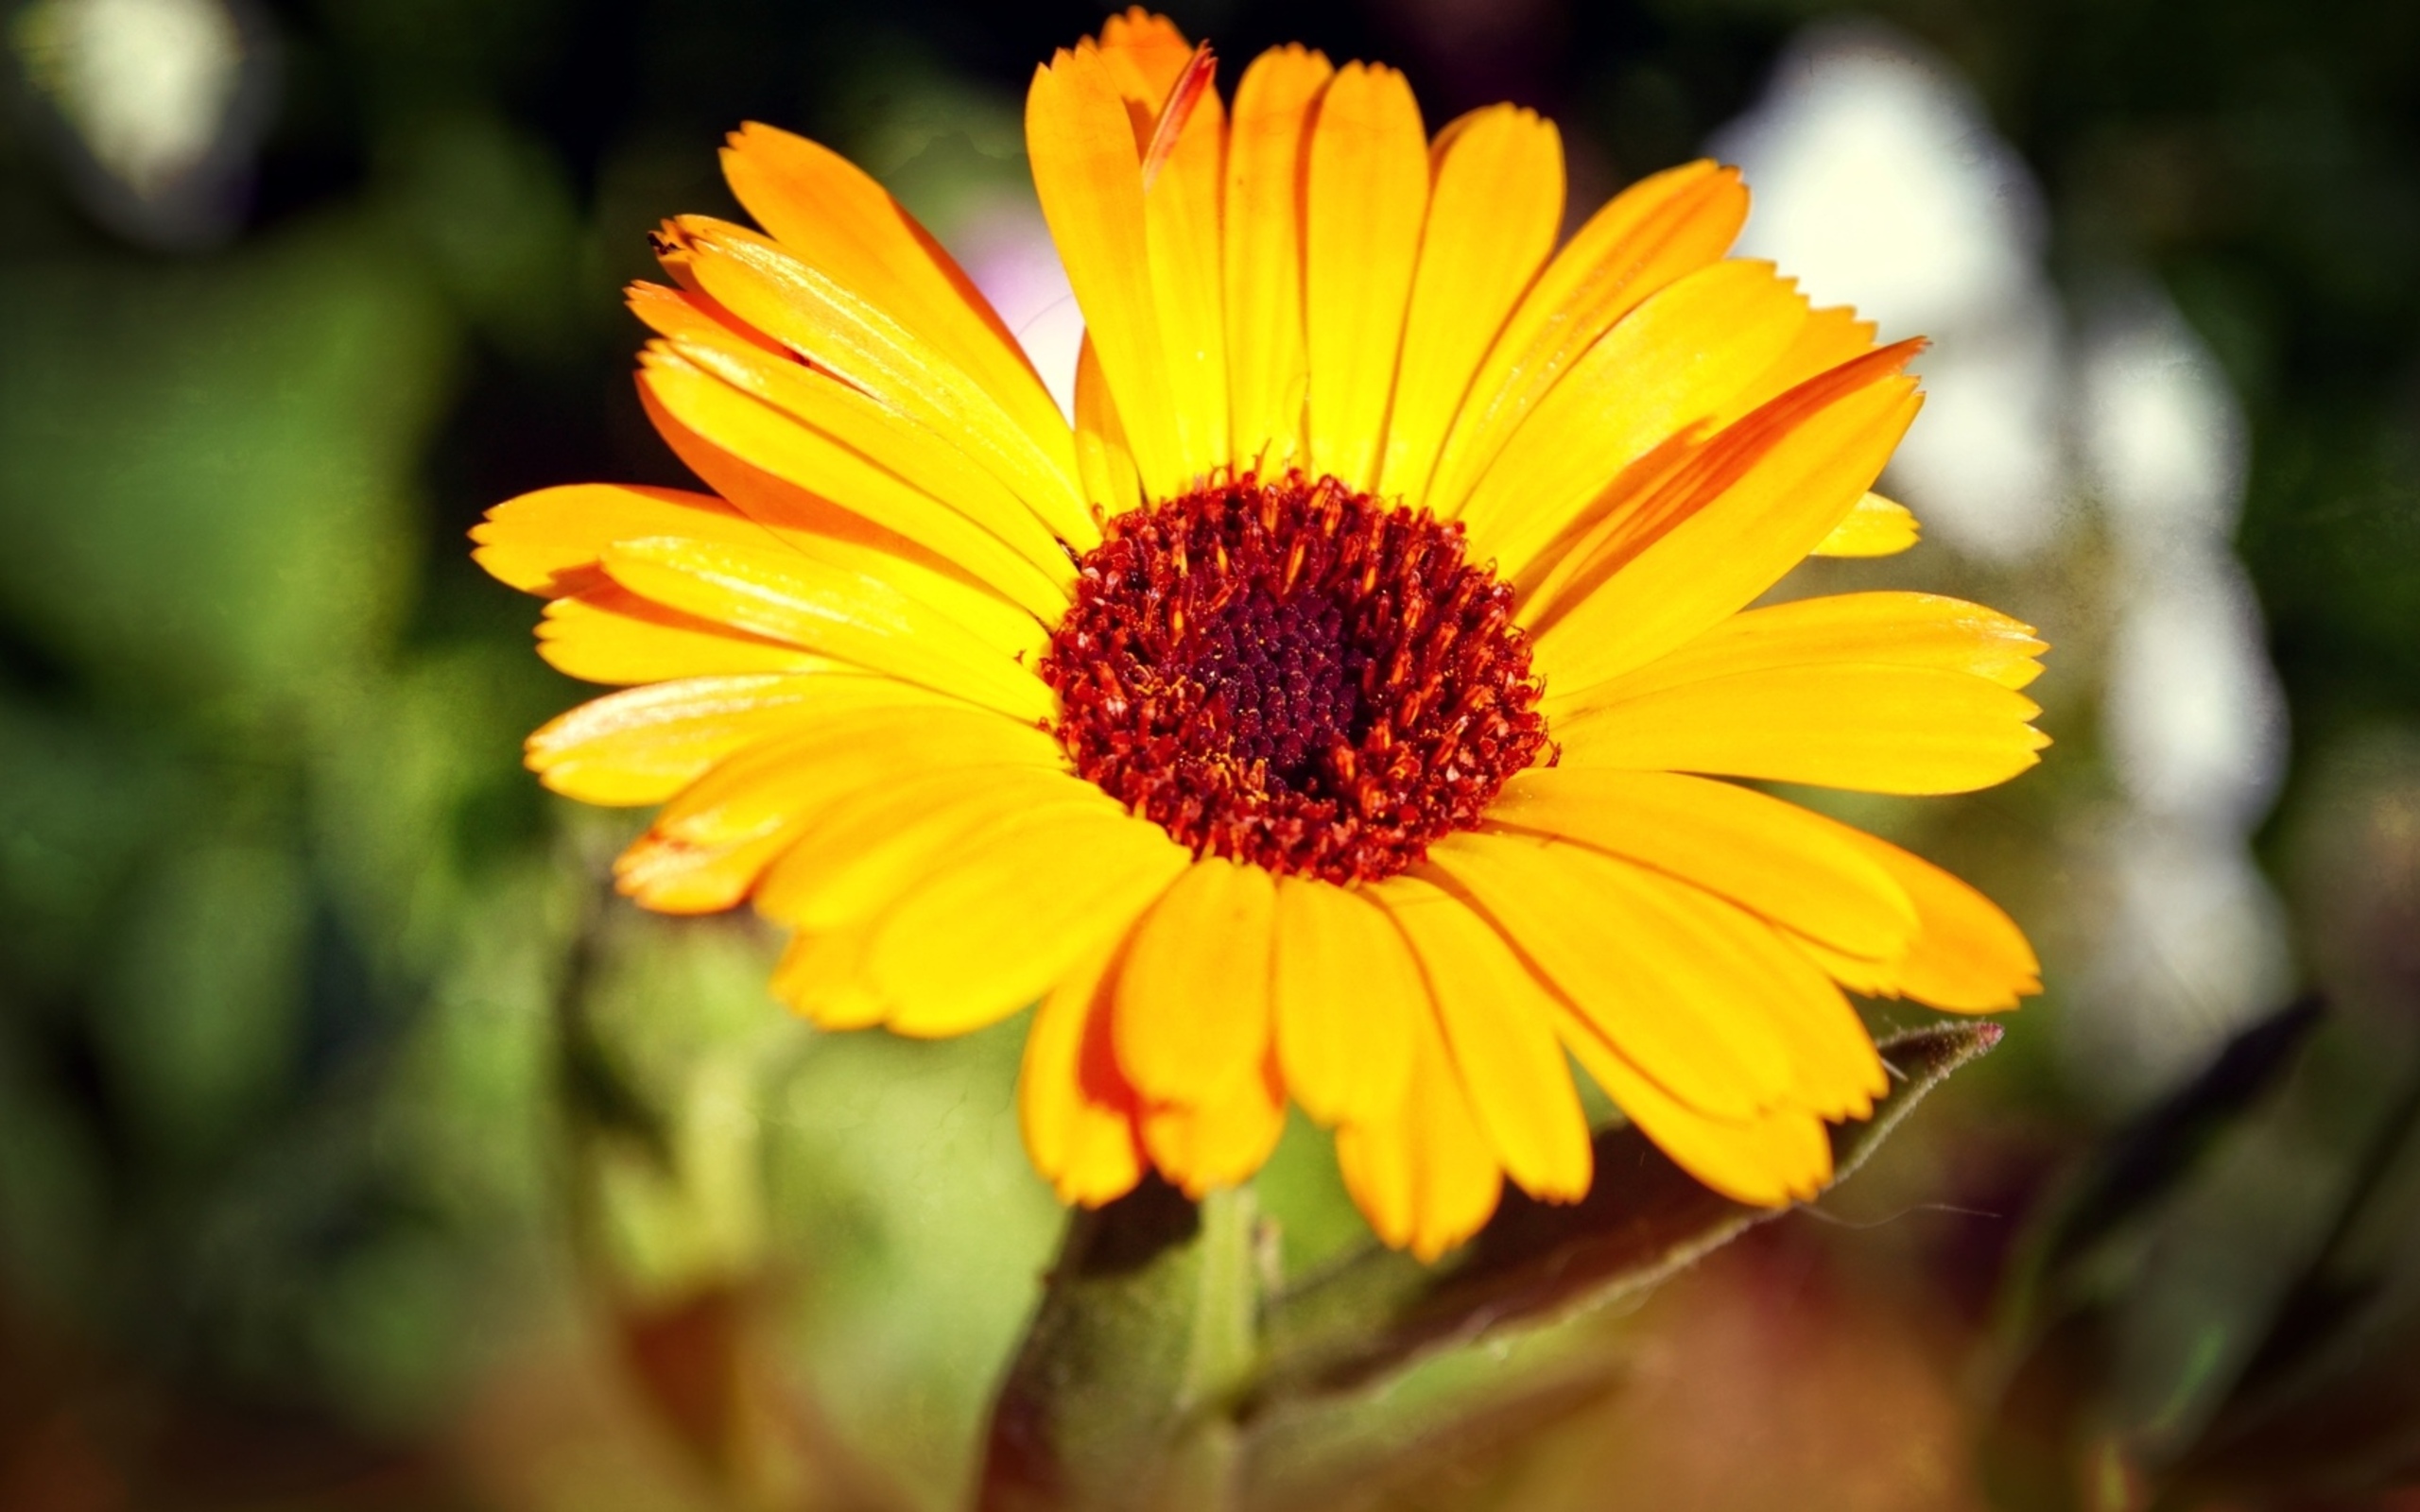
[475,9,2046,1259]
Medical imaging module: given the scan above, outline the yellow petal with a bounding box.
[1461,260,1810,576]
[647,702,1055,858]
[1528,343,1925,686]
[618,700,1019,914]
[1551,592,2047,717]
[1114,856,1278,1108]
[1555,1009,1832,1207]
[473,483,763,597]
[771,928,888,1031]
[640,352,1072,621]
[527,672,869,805]
[640,376,1030,588]
[1804,824,2042,1011]
[615,824,802,915]
[866,805,1192,1038]
[627,279,793,358]
[1223,44,1332,471]
[653,325,1080,599]
[1787,933,1906,1000]
[1426,160,1747,516]
[1027,44,1184,496]
[1722,301,1880,426]
[536,585,828,685]
[1419,833,1789,1119]
[1095,7,1195,94]
[1021,936,1149,1207]
[1484,768,1918,963]
[1377,105,1564,507]
[1433,832,1882,1121]
[1303,61,1427,491]
[1129,33,1230,480]
[1811,490,1920,558]
[717,121,1080,507]
[753,766,1109,932]
[660,216,1090,545]
[1073,335,1144,520]
[598,535,1054,721]
[1552,662,2048,796]
[1141,1054,1288,1198]
[1372,875,1593,1202]
[1334,1005,1504,1261]
[1270,876,1420,1125]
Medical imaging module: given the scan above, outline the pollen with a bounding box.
[1043,470,1553,883]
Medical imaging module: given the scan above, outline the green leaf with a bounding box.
[978,1180,1263,1512]
[974,1022,2002,1512]
[1251,1020,2004,1405]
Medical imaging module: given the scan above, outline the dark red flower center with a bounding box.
[1042,471,1552,884]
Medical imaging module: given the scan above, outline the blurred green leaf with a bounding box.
[1984,996,2325,1383]
[94,835,309,1159]
[1982,996,2420,1506]
[976,1022,2001,1512]
[980,1180,1262,1512]
[1253,1021,2005,1404]
[2171,1071,2420,1498]
[0,697,175,988]
[0,221,452,708]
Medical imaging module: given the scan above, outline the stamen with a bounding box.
[1043,471,1552,884]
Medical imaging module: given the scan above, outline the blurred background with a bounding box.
[1,0,2415,1507]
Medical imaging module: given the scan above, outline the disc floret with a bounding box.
[1044,470,1552,883]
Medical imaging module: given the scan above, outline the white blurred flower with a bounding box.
[2102,555,2289,827]
[2066,818,2296,1103]
[13,0,242,196]
[2082,293,2254,558]
[1716,24,2298,1109]
[10,0,274,248]
[1712,21,2068,562]
[953,198,1082,423]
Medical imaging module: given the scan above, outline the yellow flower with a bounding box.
[474,9,2046,1259]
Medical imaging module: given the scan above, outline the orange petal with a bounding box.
[1527,342,1925,685]
[639,348,1072,621]
[527,672,865,805]
[866,805,1191,1038]
[1073,335,1144,519]
[1141,1055,1288,1198]
[1377,104,1564,507]
[1303,61,1428,491]
[596,534,1053,720]
[1372,875,1593,1202]
[648,325,1077,602]
[1021,935,1150,1207]
[1550,592,2046,717]
[1223,44,1332,471]
[1334,1003,1505,1261]
[1483,768,1918,964]
[1270,876,1421,1126]
[1810,490,1921,558]
[473,482,763,597]
[1426,160,1748,516]
[1027,43,1184,496]
[659,215,1090,545]
[1556,1009,1833,1207]
[716,122,1077,507]
[536,584,828,686]
[1552,662,2048,796]
[1799,825,2042,1012]
[1114,857,1278,1108]
[753,767,1109,933]
[1461,259,1813,578]
[1420,832,1790,1120]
